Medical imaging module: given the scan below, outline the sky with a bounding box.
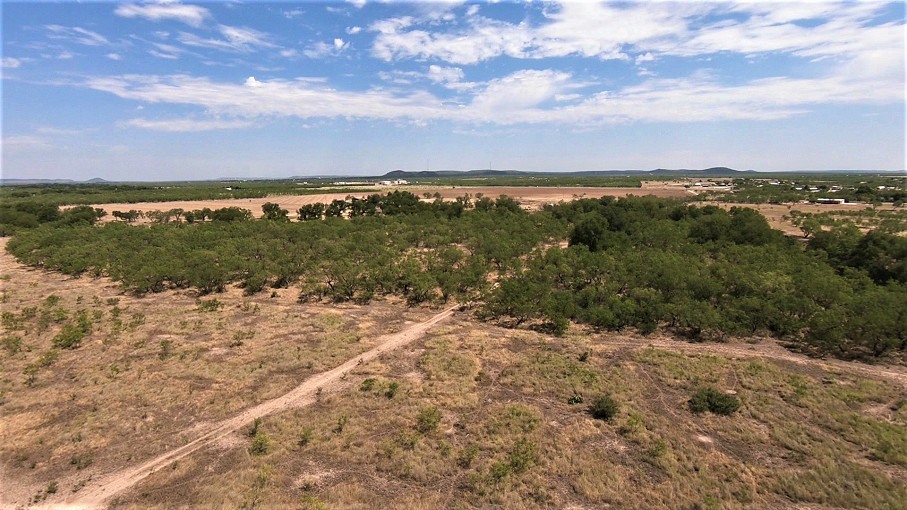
[1,0,905,181]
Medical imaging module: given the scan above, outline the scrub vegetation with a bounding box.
[1,177,905,508]
[6,190,905,360]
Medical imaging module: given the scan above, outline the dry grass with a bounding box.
[2,237,906,509]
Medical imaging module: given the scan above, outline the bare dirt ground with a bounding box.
[55,306,456,509]
[89,184,691,221]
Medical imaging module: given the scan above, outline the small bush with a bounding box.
[52,324,85,349]
[416,406,443,433]
[196,299,223,312]
[457,446,479,468]
[249,431,271,456]
[2,336,22,354]
[590,395,619,421]
[689,388,740,415]
[567,393,584,405]
[247,418,262,437]
[298,427,314,447]
[333,415,348,434]
[509,437,538,474]
[360,378,378,392]
[385,381,400,399]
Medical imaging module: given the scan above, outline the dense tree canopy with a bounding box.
[6,192,906,360]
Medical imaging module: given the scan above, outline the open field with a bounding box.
[699,201,904,236]
[2,236,906,509]
[89,185,691,221]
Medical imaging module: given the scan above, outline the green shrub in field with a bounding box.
[590,395,619,421]
[689,387,740,415]
[52,324,85,349]
[360,377,377,392]
[249,431,271,456]
[385,381,400,399]
[416,406,442,433]
[2,336,22,354]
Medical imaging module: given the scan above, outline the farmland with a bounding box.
[1,177,906,509]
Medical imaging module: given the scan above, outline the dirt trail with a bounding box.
[49,305,457,509]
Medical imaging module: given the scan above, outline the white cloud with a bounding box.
[347,0,366,9]
[178,25,276,52]
[106,53,122,61]
[283,8,305,19]
[81,66,903,129]
[2,135,52,153]
[119,117,254,132]
[304,39,349,59]
[635,52,655,65]
[114,3,210,27]
[368,0,903,92]
[45,25,110,46]
[346,26,362,35]
[148,42,185,59]
[1,57,21,68]
[280,49,299,58]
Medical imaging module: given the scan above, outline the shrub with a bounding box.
[52,324,85,349]
[360,378,378,392]
[333,415,348,434]
[567,393,584,405]
[689,387,740,415]
[509,437,538,474]
[590,395,619,421]
[196,299,223,312]
[457,445,479,468]
[416,406,442,433]
[2,336,22,354]
[248,418,262,437]
[298,427,314,447]
[385,381,400,399]
[249,431,271,456]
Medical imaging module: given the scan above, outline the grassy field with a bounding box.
[2,237,905,509]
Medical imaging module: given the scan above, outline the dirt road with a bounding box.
[52,305,457,509]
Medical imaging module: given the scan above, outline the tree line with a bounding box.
[5,192,905,360]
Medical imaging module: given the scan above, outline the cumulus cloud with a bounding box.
[114,3,210,27]
[2,57,21,68]
[106,53,122,61]
[346,26,362,35]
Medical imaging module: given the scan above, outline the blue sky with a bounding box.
[2,1,904,181]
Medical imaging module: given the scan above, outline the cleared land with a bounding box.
[89,185,690,221]
[699,201,902,236]
[2,237,906,509]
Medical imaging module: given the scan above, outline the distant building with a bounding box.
[815,198,846,205]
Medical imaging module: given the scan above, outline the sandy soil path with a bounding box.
[50,305,457,509]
